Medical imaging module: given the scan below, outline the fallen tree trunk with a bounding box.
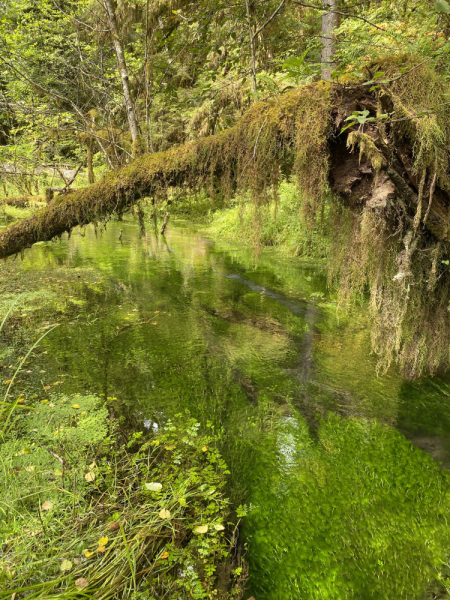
[1,72,449,260]
[1,57,450,378]
[0,83,331,258]
[0,196,43,208]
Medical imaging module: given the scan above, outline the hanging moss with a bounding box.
[328,56,450,378]
[2,56,450,379]
[0,84,332,259]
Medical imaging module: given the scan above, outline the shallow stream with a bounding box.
[5,218,450,599]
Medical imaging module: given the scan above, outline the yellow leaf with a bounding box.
[178,498,187,506]
[75,577,89,590]
[159,509,171,519]
[160,551,169,559]
[54,469,63,477]
[83,550,93,558]
[85,471,95,482]
[17,397,25,404]
[40,399,49,404]
[60,559,72,572]
[145,482,162,491]
[72,404,80,409]
[98,536,108,546]
[151,440,160,446]
[41,501,53,511]
[194,525,208,534]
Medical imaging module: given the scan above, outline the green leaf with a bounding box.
[340,121,358,134]
[435,0,450,12]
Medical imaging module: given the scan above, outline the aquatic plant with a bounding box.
[246,412,450,599]
[0,411,246,599]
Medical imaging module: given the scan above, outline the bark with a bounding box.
[245,0,258,93]
[103,0,141,157]
[321,0,339,81]
[87,139,95,185]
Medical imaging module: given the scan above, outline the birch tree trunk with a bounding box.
[245,0,258,93]
[321,0,339,81]
[103,0,141,157]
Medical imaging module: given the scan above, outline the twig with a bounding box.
[253,0,287,39]
[57,163,84,195]
[160,212,170,235]
[239,117,267,179]
[424,158,438,226]
[40,445,69,468]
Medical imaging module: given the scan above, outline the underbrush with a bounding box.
[0,204,39,222]
[208,181,329,258]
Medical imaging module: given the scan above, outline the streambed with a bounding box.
[3,218,450,599]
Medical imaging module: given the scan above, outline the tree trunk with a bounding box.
[245,0,258,93]
[103,0,141,157]
[87,138,95,184]
[1,83,449,257]
[321,0,339,81]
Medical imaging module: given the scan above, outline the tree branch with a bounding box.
[293,1,389,32]
[253,0,287,39]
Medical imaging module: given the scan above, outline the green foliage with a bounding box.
[0,393,112,534]
[435,0,450,14]
[0,415,246,599]
[209,180,329,258]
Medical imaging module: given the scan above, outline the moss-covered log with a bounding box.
[2,56,450,378]
[0,83,331,258]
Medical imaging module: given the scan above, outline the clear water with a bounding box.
[5,218,450,599]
